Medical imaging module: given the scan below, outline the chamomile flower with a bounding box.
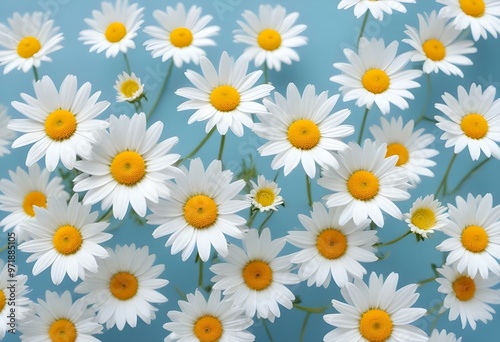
[403,11,477,77]
[404,194,449,238]
[73,113,180,220]
[323,272,427,342]
[0,105,15,156]
[147,158,249,262]
[233,4,307,71]
[287,202,378,288]
[79,0,144,58]
[164,289,255,342]
[143,3,220,67]
[338,0,415,20]
[74,244,169,330]
[318,139,411,228]
[210,228,300,322]
[0,12,63,74]
[254,83,353,178]
[176,51,273,137]
[9,74,110,172]
[114,71,144,103]
[246,175,283,212]
[330,37,422,115]
[428,329,462,342]
[435,83,500,160]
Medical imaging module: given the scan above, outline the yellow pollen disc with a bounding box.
[255,188,276,207]
[411,208,436,230]
[109,271,139,300]
[385,143,409,166]
[48,319,77,342]
[105,22,127,43]
[362,69,390,94]
[193,315,223,342]
[17,36,41,58]
[53,225,82,255]
[169,27,194,48]
[110,151,146,186]
[209,85,241,112]
[0,291,5,313]
[120,80,140,98]
[347,170,380,201]
[461,113,488,139]
[44,109,77,141]
[243,260,273,291]
[316,229,348,260]
[461,225,489,253]
[460,0,485,17]
[422,38,446,61]
[22,191,47,217]
[287,119,321,150]
[453,276,476,301]
[359,309,393,342]
[183,195,218,229]
[257,28,282,51]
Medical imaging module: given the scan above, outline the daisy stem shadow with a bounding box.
[123,53,132,74]
[176,127,216,166]
[415,73,431,125]
[357,12,370,47]
[375,230,411,248]
[357,107,370,145]
[306,175,313,207]
[434,153,457,197]
[448,157,490,195]
[33,66,39,82]
[147,59,174,120]
[218,134,226,161]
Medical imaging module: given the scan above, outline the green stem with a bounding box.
[306,175,313,207]
[415,73,431,125]
[247,210,258,228]
[176,127,216,166]
[258,211,275,233]
[299,312,311,342]
[375,230,411,247]
[434,154,457,197]
[449,158,489,195]
[430,309,445,332]
[147,59,174,119]
[0,244,7,253]
[33,66,39,81]
[123,53,132,74]
[217,134,226,161]
[197,254,204,288]
[293,303,328,313]
[136,100,144,113]
[357,107,370,145]
[357,12,370,47]
[97,207,113,222]
[417,276,437,287]
[262,319,274,342]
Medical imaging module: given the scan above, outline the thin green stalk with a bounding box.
[136,100,144,113]
[197,255,204,288]
[357,12,370,47]
[33,66,39,81]
[434,154,457,197]
[0,245,7,253]
[417,276,437,287]
[293,304,328,313]
[97,207,113,222]
[306,175,313,207]
[247,210,258,228]
[415,73,431,125]
[262,319,274,342]
[375,230,411,247]
[217,134,226,161]
[357,107,370,145]
[123,53,132,74]
[176,127,216,165]
[430,310,445,332]
[449,158,490,195]
[147,59,174,119]
[299,312,311,342]
[258,210,275,233]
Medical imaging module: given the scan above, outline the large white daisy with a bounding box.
[338,0,415,20]
[246,175,284,212]
[403,194,449,239]
[0,105,15,156]
[428,329,462,342]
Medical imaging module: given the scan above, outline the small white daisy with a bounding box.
[79,0,144,58]
[435,83,500,160]
[323,272,427,342]
[176,51,273,137]
[143,3,220,67]
[164,289,255,342]
[330,37,422,115]
[114,71,145,103]
[0,12,63,74]
[147,158,249,262]
[246,175,283,212]
[9,74,110,172]
[428,329,462,342]
[287,202,378,288]
[210,228,300,322]
[233,4,307,72]
[318,139,411,228]
[404,194,449,239]
[0,105,15,156]
[74,244,168,330]
[338,0,415,21]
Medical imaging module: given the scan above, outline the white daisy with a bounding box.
[176,51,274,137]
[436,264,500,329]
[9,74,110,172]
[323,272,428,342]
[18,290,102,342]
[254,83,354,178]
[402,11,477,77]
[74,243,168,330]
[246,175,283,212]
[210,228,300,322]
[428,329,462,342]
[147,158,249,262]
[369,116,439,187]
[143,3,220,68]
[114,71,145,103]
[0,105,15,156]
[73,113,180,220]
[164,289,255,342]
[0,12,63,74]
[434,83,500,160]
[79,0,144,58]
[0,163,68,243]
[318,139,411,228]
[330,37,422,115]
[287,202,378,288]
[404,194,449,239]
[233,4,307,71]
[338,0,415,21]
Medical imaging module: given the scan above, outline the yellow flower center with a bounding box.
[459,0,485,17]
[362,69,390,94]
[316,229,348,259]
[287,119,321,150]
[359,309,393,342]
[0,291,5,313]
[255,188,276,207]
[17,36,41,58]
[48,319,77,342]
[169,27,194,48]
[193,315,223,342]
[461,225,489,253]
[461,113,488,139]
[110,151,146,186]
[422,38,446,61]
[22,191,47,217]
[453,275,476,301]
[411,208,436,230]
[347,170,380,201]
[209,85,241,112]
[109,271,139,300]
[183,195,218,229]
[44,109,77,141]
[105,22,127,43]
[257,28,282,51]
[52,225,82,255]
[120,80,140,98]
[385,143,409,166]
[242,260,273,291]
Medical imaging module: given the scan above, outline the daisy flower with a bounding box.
[19,290,102,342]
[323,272,427,342]
[233,4,307,71]
[435,83,500,160]
[74,244,168,330]
[0,105,15,156]
[147,158,249,262]
[143,3,220,68]
[436,264,500,329]
[428,329,462,342]
[73,113,180,220]
[369,116,439,187]
[318,139,411,228]
[210,228,300,322]
[0,12,63,74]
[164,289,254,342]
[9,74,110,172]
[330,37,422,115]
[246,175,283,212]
[254,83,354,178]
[79,0,144,58]
[403,194,449,239]
[114,71,145,103]
[436,193,500,278]
[338,0,415,21]
[402,11,477,77]
[287,202,378,288]
[176,51,273,137]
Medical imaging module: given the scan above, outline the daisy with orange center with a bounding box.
[338,0,415,21]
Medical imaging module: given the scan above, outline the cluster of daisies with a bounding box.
[0,0,499,341]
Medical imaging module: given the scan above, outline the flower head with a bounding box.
[246,175,283,212]
[338,0,416,21]
[404,194,449,239]
[114,71,145,103]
